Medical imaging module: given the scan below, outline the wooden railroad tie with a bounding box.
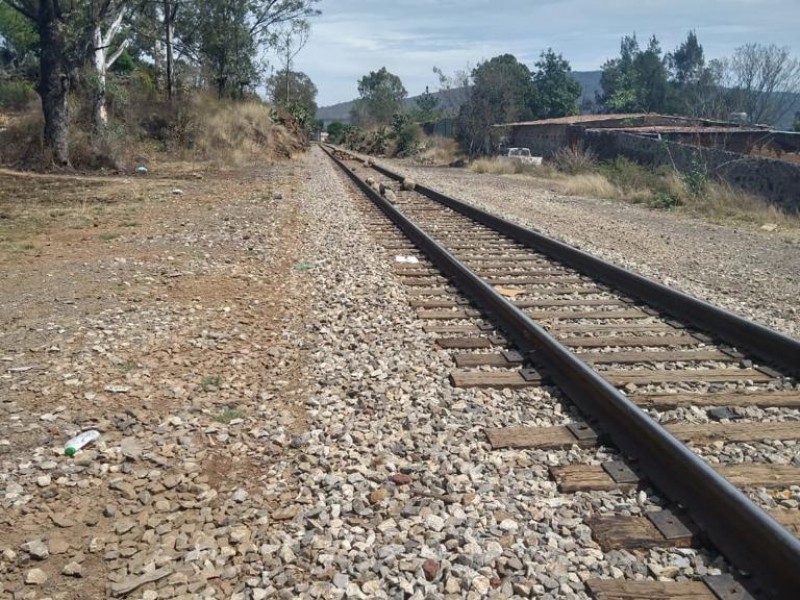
[586,574,755,600]
[485,421,800,450]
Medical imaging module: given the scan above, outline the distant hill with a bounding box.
[317,71,603,123]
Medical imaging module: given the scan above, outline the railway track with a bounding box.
[322,145,800,599]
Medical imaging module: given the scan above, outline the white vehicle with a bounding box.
[499,147,543,166]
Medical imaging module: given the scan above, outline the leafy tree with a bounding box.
[267,69,317,133]
[0,2,37,72]
[326,120,345,143]
[598,34,669,113]
[181,0,320,98]
[1,0,79,164]
[530,48,581,119]
[794,112,800,132]
[668,31,704,86]
[353,66,406,126]
[414,85,439,121]
[456,54,534,156]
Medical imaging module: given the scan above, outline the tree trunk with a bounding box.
[91,24,108,130]
[164,1,175,100]
[37,1,70,166]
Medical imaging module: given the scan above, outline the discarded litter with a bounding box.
[293,262,316,272]
[394,255,419,264]
[105,384,131,394]
[494,286,525,298]
[64,430,100,457]
[135,166,148,175]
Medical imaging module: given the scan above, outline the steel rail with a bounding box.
[362,156,800,377]
[323,145,800,599]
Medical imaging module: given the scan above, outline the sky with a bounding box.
[290,0,800,107]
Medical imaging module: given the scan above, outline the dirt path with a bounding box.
[0,162,312,598]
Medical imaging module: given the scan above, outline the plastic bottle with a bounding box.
[64,430,101,457]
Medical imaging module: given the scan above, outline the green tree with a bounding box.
[326,120,345,143]
[267,69,317,133]
[598,34,669,113]
[794,112,800,132]
[414,85,439,121]
[0,2,37,71]
[1,0,79,164]
[457,54,534,156]
[353,66,406,125]
[530,48,581,119]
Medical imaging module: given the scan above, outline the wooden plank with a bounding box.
[488,276,586,285]
[550,463,800,493]
[477,269,570,277]
[417,309,479,320]
[423,324,482,334]
[770,509,800,536]
[562,335,698,349]
[403,277,448,286]
[528,309,649,320]
[515,298,625,308]
[453,353,518,368]
[549,464,634,493]
[719,464,800,488]
[586,579,716,600]
[588,514,696,551]
[486,422,800,450]
[486,425,588,450]
[436,337,496,349]
[406,287,453,296]
[553,323,683,334]
[450,370,541,389]
[632,391,800,410]
[604,368,774,385]
[667,421,800,445]
[409,299,468,309]
[578,349,731,365]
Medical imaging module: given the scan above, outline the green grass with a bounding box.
[214,405,244,424]
[99,232,120,241]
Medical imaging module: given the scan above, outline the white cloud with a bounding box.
[290,0,800,105]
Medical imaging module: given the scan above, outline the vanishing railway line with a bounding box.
[322,145,800,599]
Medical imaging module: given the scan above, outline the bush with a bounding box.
[552,145,597,174]
[0,80,38,110]
[681,155,709,197]
[395,122,421,157]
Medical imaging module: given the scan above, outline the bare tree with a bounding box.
[719,44,800,126]
[272,20,308,107]
[432,65,472,118]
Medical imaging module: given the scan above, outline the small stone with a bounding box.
[103,505,116,518]
[472,575,491,594]
[172,189,185,195]
[21,540,49,560]
[62,562,83,577]
[272,506,299,521]
[232,489,248,503]
[422,559,440,581]
[332,574,349,589]
[3,548,17,561]
[25,568,47,585]
[154,499,171,512]
[390,473,412,485]
[425,514,445,532]
[48,536,70,555]
[120,437,142,460]
[36,475,52,487]
[51,513,76,528]
[368,488,388,505]
[115,519,135,534]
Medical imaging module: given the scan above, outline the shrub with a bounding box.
[395,122,421,157]
[0,80,37,110]
[552,145,597,174]
[681,155,709,197]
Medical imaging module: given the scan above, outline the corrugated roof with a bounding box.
[597,126,772,134]
[499,113,658,127]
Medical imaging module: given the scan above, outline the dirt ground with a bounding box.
[0,161,311,598]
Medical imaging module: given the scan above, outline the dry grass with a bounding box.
[554,173,619,199]
[415,136,463,166]
[466,153,800,233]
[185,96,304,165]
[0,93,306,171]
[470,158,557,177]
